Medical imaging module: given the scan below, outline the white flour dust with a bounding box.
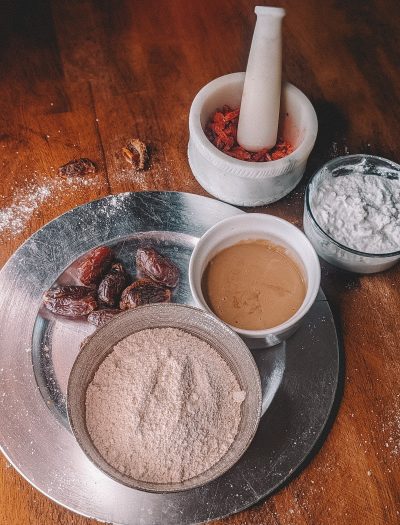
[0,175,101,239]
[0,183,52,235]
[0,151,183,241]
[85,327,245,483]
[311,167,400,254]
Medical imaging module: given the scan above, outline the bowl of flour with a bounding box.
[304,155,400,273]
[67,303,262,493]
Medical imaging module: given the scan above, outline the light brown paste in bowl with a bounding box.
[202,240,306,330]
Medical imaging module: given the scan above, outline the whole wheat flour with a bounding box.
[85,327,245,483]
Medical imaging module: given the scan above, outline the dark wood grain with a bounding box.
[1,0,399,524]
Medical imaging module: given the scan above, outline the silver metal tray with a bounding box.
[0,191,340,525]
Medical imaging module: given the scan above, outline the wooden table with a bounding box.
[1,1,399,523]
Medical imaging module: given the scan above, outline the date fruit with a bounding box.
[58,158,96,177]
[87,309,121,327]
[43,286,97,317]
[77,246,113,285]
[97,262,128,306]
[119,279,171,310]
[136,248,179,288]
[122,138,148,171]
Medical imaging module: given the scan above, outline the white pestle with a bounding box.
[237,6,285,152]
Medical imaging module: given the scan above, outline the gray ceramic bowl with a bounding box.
[67,303,262,493]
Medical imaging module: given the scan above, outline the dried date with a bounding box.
[58,158,96,177]
[87,309,121,327]
[119,279,171,310]
[97,262,128,306]
[122,138,148,170]
[77,246,114,285]
[43,285,97,318]
[136,248,179,288]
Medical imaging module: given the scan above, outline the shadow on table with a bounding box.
[249,302,345,510]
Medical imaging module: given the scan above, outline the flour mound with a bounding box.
[311,170,400,254]
[86,327,245,483]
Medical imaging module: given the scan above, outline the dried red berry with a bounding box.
[205,105,293,162]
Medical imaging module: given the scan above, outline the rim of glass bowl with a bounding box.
[305,154,400,258]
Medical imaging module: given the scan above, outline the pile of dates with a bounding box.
[42,246,179,327]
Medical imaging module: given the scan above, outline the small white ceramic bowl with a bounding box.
[304,155,400,274]
[188,72,318,207]
[189,213,321,347]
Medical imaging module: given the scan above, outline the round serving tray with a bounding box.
[0,191,340,525]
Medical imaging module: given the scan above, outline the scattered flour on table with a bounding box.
[85,327,245,483]
[311,171,400,253]
[0,153,189,240]
[0,175,102,239]
[0,183,52,236]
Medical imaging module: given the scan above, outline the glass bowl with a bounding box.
[304,155,400,273]
[67,303,262,493]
